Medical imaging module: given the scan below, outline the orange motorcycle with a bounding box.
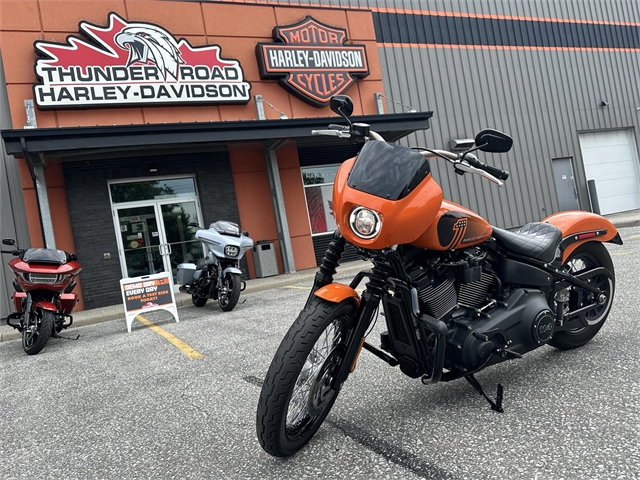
[256,96,622,457]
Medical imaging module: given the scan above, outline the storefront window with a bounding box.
[110,178,196,203]
[302,165,339,235]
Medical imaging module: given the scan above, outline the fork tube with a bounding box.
[306,231,346,306]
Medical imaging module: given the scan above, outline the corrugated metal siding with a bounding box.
[212,0,640,228]
[373,0,640,227]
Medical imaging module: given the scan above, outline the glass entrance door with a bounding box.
[111,176,204,287]
[158,201,203,282]
[117,205,164,278]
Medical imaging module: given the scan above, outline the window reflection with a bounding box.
[111,178,196,203]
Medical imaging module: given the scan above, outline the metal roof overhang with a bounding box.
[1,112,433,162]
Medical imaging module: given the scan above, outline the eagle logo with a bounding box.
[115,23,185,81]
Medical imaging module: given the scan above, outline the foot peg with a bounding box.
[465,374,504,413]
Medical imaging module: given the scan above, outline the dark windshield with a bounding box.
[22,248,69,265]
[347,142,430,200]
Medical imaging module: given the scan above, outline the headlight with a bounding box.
[224,245,240,257]
[349,207,381,239]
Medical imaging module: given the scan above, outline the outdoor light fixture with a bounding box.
[600,100,609,107]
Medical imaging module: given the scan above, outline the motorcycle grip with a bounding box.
[482,164,509,180]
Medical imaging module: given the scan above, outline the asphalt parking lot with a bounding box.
[1,227,638,480]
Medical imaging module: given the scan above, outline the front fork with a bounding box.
[307,231,391,391]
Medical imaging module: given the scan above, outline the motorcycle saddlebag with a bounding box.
[177,263,197,285]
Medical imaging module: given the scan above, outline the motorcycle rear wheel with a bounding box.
[192,293,207,307]
[549,242,615,350]
[256,297,357,457]
[22,310,54,355]
[218,273,241,311]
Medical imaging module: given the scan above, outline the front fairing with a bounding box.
[332,146,443,250]
[196,227,253,260]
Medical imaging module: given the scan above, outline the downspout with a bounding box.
[20,136,55,249]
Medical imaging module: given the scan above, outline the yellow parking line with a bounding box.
[628,235,640,239]
[137,315,203,360]
[611,252,630,256]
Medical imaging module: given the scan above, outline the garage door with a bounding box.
[579,129,640,215]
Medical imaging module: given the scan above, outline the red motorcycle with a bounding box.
[2,238,82,355]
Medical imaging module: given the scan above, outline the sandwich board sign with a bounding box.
[120,272,179,332]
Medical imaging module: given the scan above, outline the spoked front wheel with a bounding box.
[22,310,54,355]
[256,297,357,457]
[218,273,241,311]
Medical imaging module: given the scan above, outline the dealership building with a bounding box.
[1,0,639,314]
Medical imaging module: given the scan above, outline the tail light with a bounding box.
[22,273,63,284]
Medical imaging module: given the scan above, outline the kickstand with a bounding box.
[465,374,504,413]
[53,333,80,340]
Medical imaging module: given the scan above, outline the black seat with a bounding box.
[492,222,562,263]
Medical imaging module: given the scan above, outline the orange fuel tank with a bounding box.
[412,200,492,250]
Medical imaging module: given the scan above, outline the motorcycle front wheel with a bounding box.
[256,297,357,457]
[218,273,241,311]
[22,310,54,355]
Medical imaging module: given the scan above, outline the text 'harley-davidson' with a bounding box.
[2,238,82,355]
[177,221,253,312]
[256,95,622,457]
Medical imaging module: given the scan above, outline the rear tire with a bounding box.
[256,297,357,457]
[549,242,615,350]
[218,273,241,312]
[192,294,207,307]
[22,310,54,355]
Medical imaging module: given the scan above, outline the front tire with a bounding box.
[549,242,615,350]
[256,297,357,457]
[218,273,241,312]
[22,310,54,355]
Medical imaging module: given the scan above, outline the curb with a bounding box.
[1,212,637,344]
[0,260,370,343]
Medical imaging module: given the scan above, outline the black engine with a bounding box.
[387,247,555,376]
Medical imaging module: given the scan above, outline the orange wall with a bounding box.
[228,143,316,275]
[0,0,383,296]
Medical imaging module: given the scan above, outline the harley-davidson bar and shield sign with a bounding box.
[256,17,369,107]
[33,12,251,108]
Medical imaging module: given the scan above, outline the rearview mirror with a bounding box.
[2,238,16,246]
[330,95,354,118]
[475,129,513,153]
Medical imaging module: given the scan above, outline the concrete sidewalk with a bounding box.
[2,208,637,343]
[0,259,370,342]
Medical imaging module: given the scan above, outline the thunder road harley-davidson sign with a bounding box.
[33,12,251,109]
[256,16,369,107]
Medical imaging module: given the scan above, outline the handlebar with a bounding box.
[463,153,510,180]
[314,123,508,187]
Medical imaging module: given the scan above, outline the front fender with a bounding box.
[222,266,242,276]
[314,283,360,305]
[543,211,620,263]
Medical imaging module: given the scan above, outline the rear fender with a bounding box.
[543,211,621,263]
[33,301,57,313]
[314,284,361,305]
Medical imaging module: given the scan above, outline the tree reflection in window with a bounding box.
[111,178,196,203]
